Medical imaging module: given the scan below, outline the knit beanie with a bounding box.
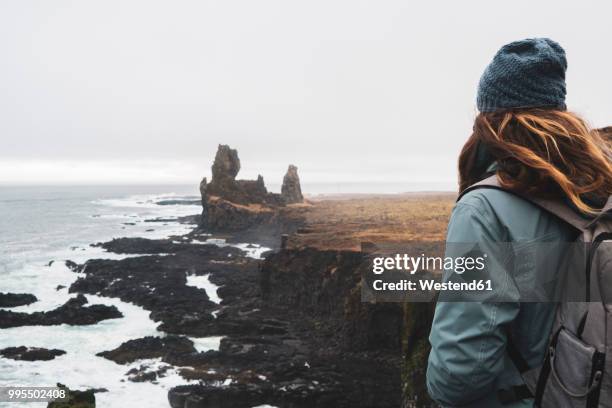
[477,38,567,112]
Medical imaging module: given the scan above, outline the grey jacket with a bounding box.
[426,188,576,407]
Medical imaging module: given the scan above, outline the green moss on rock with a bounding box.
[401,302,437,408]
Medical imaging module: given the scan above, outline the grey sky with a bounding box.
[1,0,610,189]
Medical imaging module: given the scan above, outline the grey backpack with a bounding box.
[464,175,612,407]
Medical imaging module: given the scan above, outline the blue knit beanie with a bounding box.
[477,38,567,112]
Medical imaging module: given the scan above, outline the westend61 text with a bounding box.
[372,254,487,275]
[372,279,493,292]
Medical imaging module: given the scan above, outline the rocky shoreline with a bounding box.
[0,346,66,361]
[0,292,38,307]
[0,294,122,329]
[76,145,405,407]
[74,223,402,407]
[0,144,438,408]
[0,231,420,405]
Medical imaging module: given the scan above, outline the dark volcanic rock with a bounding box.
[0,294,122,328]
[281,164,303,204]
[200,197,306,246]
[126,362,172,382]
[156,199,201,206]
[212,144,241,182]
[96,236,246,255]
[69,239,260,336]
[70,198,403,407]
[200,177,209,223]
[199,177,208,203]
[70,256,217,336]
[204,198,276,232]
[199,145,307,233]
[0,346,66,361]
[97,336,197,364]
[169,348,398,408]
[95,237,186,254]
[177,214,200,225]
[0,292,37,308]
[261,248,403,351]
[47,384,96,408]
[144,217,178,223]
[168,247,401,408]
[205,145,273,205]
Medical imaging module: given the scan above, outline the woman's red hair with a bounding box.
[459,109,612,214]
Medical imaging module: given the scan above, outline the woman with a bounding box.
[426,38,612,407]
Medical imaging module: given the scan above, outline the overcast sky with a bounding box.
[1,1,610,190]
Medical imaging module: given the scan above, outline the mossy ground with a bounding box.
[291,192,455,251]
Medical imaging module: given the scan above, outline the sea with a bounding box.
[0,185,232,408]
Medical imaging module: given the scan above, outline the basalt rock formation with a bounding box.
[200,145,304,233]
[168,247,403,408]
[204,145,276,206]
[96,336,197,364]
[281,164,303,204]
[0,292,38,307]
[0,294,122,328]
[0,346,66,361]
[47,384,97,408]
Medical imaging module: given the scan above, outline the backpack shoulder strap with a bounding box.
[459,175,590,232]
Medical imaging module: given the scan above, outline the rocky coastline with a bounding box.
[1,144,440,408]
[0,294,122,329]
[46,225,406,407]
[79,146,403,407]
[0,346,66,361]
[0,292,38,307]
[94,145,404,407]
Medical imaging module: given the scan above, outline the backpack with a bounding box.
[461,175,612,407]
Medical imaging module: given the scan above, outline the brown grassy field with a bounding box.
[289,192,457,251]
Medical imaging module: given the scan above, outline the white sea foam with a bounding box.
[0,188,271,407]
[0,244,163,313]
[0,293,195,408]
[186,274,221,304]
[189,336,224,353]
[192,237,270,259]
[0,190,206,407]
[233,242,269,259]
[94,193,201,218]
